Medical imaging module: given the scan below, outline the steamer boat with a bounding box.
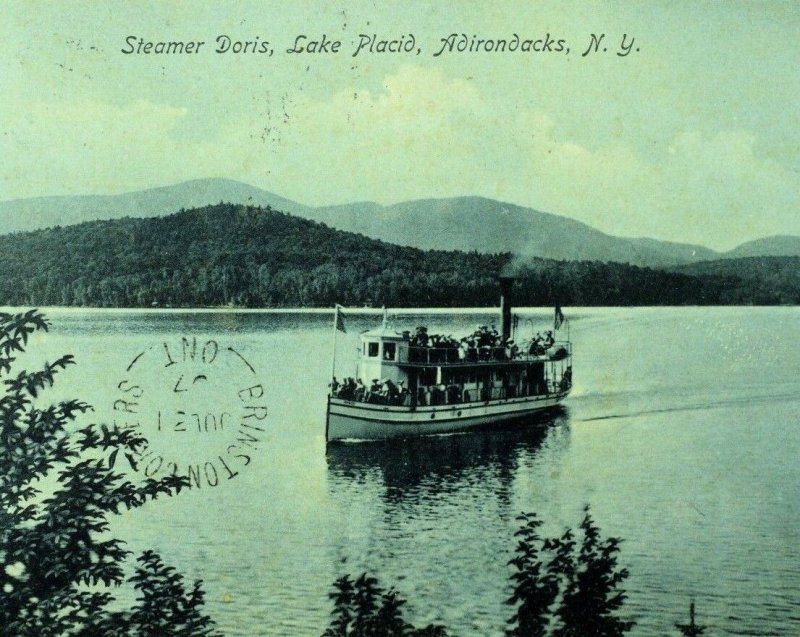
[325,277,572,442]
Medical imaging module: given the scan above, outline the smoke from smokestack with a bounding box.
[500,254,533,278]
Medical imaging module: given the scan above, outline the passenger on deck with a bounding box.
[354,379,366,402]
[340,377,357,400]
[447,384,461,404]
[367,379,381,403]
[428,384,443,405]
[329,377,340,395]
[382,379,399,403]
[396,380,409,406]
[529,333,545,356]
[560,366,573,391]
[411,326,429,347]
[508,341,519,359]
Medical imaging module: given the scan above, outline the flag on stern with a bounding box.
[335,304,347,333]
[554,305,565,330]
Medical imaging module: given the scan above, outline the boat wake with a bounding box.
[577,388,798,424]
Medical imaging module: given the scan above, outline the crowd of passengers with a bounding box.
[329,366,572,406]
[407,325,560,363]
[330,377,407,404]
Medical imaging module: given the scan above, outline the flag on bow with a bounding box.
[335,304,347,333]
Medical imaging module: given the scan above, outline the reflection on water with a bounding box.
[322,411,575,636]
[327,408,568,504]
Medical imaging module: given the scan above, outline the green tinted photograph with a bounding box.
[1,2,798,636]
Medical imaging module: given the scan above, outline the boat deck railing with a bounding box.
[402,341,571,367]
[330,379,571,405]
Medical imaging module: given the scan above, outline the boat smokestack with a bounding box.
[499,276,514,340]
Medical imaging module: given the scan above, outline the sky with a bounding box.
[1,1,798,250]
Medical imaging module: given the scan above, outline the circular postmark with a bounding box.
[111,336,266,488]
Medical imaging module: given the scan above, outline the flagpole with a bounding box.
[330,304,338,385]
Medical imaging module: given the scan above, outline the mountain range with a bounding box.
[5,202,794,308]
[1,177,798,268]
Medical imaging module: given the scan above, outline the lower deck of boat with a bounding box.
[326,391,569,441]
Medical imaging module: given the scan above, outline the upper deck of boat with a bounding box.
[398,344,570,368]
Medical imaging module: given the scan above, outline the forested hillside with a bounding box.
[0,203,794,307]
[673,256,800,304]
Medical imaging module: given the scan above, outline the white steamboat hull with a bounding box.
[326,392,569,441]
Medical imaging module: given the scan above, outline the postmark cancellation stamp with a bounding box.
[111,335,267,488]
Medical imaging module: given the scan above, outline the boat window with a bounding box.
[443,370,477,385]
[419,367,437,386]
[383,342,396,360]
[368,342,379,357]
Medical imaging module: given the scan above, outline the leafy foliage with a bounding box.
[129,550,219,637]
[0,310,220,637]
[505,507,634,637]
[322,573,448,637]
[0,203,786,308]
[550,507,634,637]
[506,512,558,637]
[326,507,634,637]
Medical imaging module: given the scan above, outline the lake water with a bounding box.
[13,306,800,636]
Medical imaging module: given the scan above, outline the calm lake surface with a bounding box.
[15,307,800,636]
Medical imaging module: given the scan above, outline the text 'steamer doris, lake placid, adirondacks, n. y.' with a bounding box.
[1,3,799,637]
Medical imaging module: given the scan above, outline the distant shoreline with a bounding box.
[3,304,797,314]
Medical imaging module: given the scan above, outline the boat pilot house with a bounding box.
[326,278,572,441]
